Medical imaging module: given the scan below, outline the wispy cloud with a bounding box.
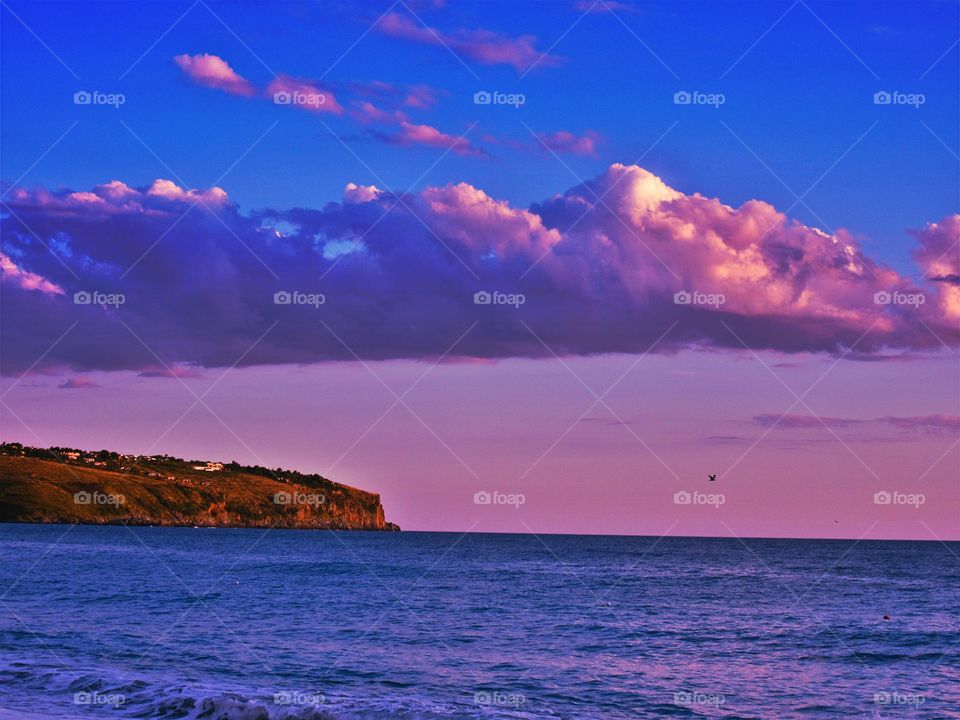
[879,414,960,433]
[753,414,863,429]
[59,376,99,389]
[1,253,64,296]
[377,11,560,72]
[174,53,255,96]
[138,364,204,378]
[538,130,602,156]
[371,121,482,156]
[266,75,344,114]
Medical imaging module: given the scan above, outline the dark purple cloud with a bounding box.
[1,166,957,376]
[137,364,205,378]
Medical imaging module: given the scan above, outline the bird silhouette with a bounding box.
[708,474,717,482]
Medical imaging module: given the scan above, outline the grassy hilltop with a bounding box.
[0,443,399,531]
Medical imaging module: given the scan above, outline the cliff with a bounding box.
[0,445,399,531]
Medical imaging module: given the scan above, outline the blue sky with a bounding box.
[2,0,957,276]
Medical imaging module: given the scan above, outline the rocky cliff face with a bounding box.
[0,454,399,531]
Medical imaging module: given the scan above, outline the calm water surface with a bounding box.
[0,525,957,719]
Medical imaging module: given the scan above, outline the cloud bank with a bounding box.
[1,165,956,375]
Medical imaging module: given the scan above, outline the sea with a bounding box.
[0,525,957,719]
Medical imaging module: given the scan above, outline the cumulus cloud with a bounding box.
[376,12,560,72]
[174,53,255,96]
[911,215,959,321]
[1,166,956,375]
[4,179,228,216]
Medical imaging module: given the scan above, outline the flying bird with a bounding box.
[708,474,717,482]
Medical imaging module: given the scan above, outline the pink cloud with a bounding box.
[404,85,438,109]
[376,121,482,156]
[350,100,406,125]
[267,75,343,115]
[0,253,64,295]
[174,53,255,97]
[348,80,440,110]
[911,215,959,321]
[6,180,229,220]
[529,164,935,334]
[377,12,560,72]
[343,182,384,204]
[538,130,602,156]
[145,179,229,206]
[421,182,558,255]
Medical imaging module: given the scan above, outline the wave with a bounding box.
[0,665,547,720]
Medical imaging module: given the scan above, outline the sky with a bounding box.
[1,0,958,540]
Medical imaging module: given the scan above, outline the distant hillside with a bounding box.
[0,443,399,531]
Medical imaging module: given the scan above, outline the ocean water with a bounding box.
[0,525,957,719]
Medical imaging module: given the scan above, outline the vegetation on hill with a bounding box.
[0,443,399,531]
